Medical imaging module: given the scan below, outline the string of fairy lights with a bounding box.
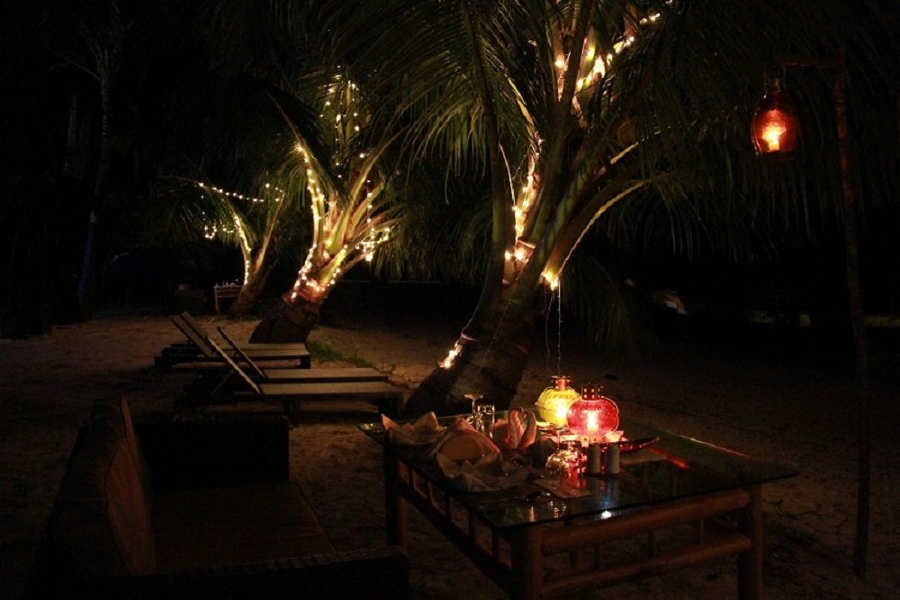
[196,64,394,299]
[287,70,393,303]
[440,6,665,370]
[195,181,289,285]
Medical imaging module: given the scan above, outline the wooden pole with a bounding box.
[510,527,543,600]
[738,484,763,600]
[774,50,871,577]
[383,451,408,550]
[832,50,871,577]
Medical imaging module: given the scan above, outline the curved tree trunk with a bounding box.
[228,279,263,318]
[228,258,277,318]
[406,295,539,416]
[249,292,324,343]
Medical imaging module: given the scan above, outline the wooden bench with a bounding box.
[29,398,408,599]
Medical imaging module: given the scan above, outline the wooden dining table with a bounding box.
[359,414,796,599]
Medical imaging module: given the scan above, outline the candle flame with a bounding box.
[763,122,786,151]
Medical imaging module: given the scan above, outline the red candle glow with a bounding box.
[567,384,619,443]
[751,79,799,156]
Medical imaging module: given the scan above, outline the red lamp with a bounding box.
[567,384,619,443]
[751,78,799,155]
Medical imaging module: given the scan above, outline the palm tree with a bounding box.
[323,0,895,415]
[175,175,302,317]
[248,74,402,341]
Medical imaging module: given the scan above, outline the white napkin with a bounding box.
[381,411,446,445]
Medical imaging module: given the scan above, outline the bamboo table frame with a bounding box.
[362,418,794,600]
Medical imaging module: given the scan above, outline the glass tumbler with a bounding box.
[476,404,496,438]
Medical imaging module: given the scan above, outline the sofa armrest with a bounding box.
[135,411,289,490]
[71,546,409,599]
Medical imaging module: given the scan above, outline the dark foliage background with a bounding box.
[1,0,897,373]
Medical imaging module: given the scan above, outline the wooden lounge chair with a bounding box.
[181,312,311,352]
[205,336,404,418]
[188,327,390,395]
[217,327,388,383]
[155,315,311,369]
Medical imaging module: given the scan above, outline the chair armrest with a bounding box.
[73,546,409,599]
[135,412,289,490]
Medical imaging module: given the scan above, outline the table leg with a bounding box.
[384,450,408,550]
[738,484,763,600]
[510,527,542,600]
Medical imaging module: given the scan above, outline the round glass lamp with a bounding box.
[534,375,580,427]
[567,384,619,443]
[751,78,799,156]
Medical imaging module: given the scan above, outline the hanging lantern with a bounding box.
[751,78,799,156]
[567,384,619,443]
[534,376,580,427]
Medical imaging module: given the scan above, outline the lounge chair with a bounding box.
[181,312,309,352]
[188,328,390,394]
[156,315,310,369]
[217,327,387,383]
[205,336,404,418]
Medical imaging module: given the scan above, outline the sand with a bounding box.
[1,311,897,598]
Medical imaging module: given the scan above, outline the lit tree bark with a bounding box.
[249,81,399,342]
[249,291,325,342]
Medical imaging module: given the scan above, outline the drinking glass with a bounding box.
[466,393,485,429]
[476,404,496,438]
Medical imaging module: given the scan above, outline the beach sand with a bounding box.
[1,311,897,598]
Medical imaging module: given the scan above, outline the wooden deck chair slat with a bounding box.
[171,315,217,358]
[218,327,267,379]
[181,312,308,351]
[206,336,263,395]
[257,380,402,399]
[263,367,388,382]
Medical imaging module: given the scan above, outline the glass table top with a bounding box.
[359,414,797,530]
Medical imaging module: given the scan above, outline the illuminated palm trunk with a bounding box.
[407,1,655,414]
[251,141,394,342]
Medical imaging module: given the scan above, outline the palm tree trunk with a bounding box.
[77,75,113,320]
[228,280,261,317]
[406,292,539,415]
[228,257,277,317]
[249,292,324,343]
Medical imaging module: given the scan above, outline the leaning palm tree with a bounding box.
[181,175,302,316]
[329,1,895,579]
[248,75,402,341]
[330,0,893,412]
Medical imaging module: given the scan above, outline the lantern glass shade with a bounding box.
[534,375,580,427]
[567,385,619,443]
[751,80,799,155]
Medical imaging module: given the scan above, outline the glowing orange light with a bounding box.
[751,80,799,155]
[761,117,787,151]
